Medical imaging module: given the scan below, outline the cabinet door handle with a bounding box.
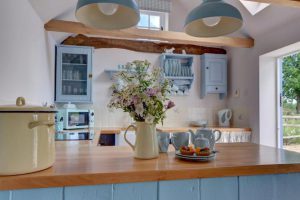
[89,74,93,78]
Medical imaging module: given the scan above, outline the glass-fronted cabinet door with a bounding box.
[55,45,93,103]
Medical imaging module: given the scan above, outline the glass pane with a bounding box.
[150,15,160,29]
[62,81,87,96]
[138,14,149,27]
[62,53,87,64]
[62,65,87,81]
[68,112,89,126]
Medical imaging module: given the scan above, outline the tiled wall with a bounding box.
[76,48,228,128]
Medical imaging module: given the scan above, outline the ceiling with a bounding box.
[29,0,300,42]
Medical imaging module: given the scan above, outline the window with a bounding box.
[137,10,169,31]
[239,0,269,15]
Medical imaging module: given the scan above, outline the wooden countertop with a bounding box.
[1,143,300,191]
[100,127,252,134]
[156,127,252,133]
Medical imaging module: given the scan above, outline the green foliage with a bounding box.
[282,53,300,113]
[108,60,174,125]
[283,99,296,115]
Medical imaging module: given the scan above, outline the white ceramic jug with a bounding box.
[124,122,159,159]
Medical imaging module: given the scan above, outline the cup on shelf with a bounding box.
[73,87,78,95]
[63,85,67,94]
[79,88,84,95]
[67,85,72,94]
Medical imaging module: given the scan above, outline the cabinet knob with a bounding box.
[216,87,218,90]
[89,74,93,78]
[206,67,209,70]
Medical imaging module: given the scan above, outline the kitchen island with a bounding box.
[1,143,300,200]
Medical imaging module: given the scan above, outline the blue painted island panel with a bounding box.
[239,175,276,200]
[159,179,200,200]
[11,188,63,200]
[113,182,157,200]
[201,177,238,200]
[65,185,112,200]
[1,173,300,200]
[275,173,300,200]
[0,191,9,200]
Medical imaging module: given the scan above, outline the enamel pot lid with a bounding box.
[0,97,57,113]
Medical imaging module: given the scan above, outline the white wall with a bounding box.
[259,56,277,147]
[227,17,300,144]
[0,0,56,105]
[84,49,227,128]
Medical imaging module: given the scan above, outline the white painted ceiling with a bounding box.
[29,0,300,42]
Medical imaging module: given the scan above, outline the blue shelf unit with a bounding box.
[160,53,194,96]
[55,45,93,103]
[200,53,227,99]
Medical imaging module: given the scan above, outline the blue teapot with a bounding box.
[189,129,222,150]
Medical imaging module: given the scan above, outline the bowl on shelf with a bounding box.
[189,120,208,127]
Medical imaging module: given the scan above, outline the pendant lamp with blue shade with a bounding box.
[184,0,243,37]
[76,0,140,30]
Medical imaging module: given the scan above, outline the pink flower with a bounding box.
[146,88,159,97]
[131,95,139,105]
[166,101,175,109]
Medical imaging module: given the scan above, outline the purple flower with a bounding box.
[146,88,159,97]
[166,101,175,109]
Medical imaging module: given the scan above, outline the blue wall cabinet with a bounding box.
[160,53,194,96]
[200,54,227,99]
[55,45,93,103]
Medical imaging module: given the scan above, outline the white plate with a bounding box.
[175,151,216,161]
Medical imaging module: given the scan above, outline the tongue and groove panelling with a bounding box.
[1,174,300,200]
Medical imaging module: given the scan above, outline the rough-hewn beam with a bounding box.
[45,20,254,48]
[245,0,300,8]
[62,34,227,55]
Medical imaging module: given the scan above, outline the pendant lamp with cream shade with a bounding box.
[184,0,243,37]
[76,0,140,30]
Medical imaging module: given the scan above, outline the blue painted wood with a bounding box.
[0,191,10,200]
[55,45,93,103]
[200,53,227,99]
[65,184,112,200]
[275,173,300,200]
[11,188,63,200]
[239,175,276,200]
[159,179,200,200]
[113,182,157,200]
[160,53,195,96]
[201,177,238,200]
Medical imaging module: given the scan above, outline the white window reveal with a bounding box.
[136,0,171,31]
[239,0,269,15]
[138,10,169,31]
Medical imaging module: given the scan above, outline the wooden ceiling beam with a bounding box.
[44,20,254,48]
[244,0,300,8]
[62,34,227,55]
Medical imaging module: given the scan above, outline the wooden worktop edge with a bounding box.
[1,163,300,191]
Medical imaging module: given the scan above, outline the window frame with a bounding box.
[137,10,169,31]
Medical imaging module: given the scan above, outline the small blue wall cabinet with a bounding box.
[160,53,194,96]
[55,45,93,103]
[200,53,227,99]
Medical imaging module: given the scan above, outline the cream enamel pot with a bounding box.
[0,97,56,175]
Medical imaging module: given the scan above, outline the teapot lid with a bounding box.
[0,97,57,113]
